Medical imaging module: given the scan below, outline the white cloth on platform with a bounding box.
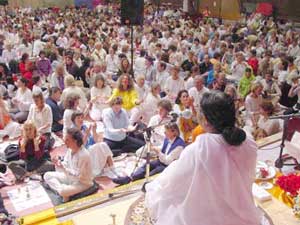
[145,133,261,225]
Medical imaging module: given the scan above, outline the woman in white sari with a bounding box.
[145,91,261,225]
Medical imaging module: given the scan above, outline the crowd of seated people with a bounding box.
[0,2,299,204]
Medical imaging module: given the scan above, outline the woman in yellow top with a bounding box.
[109,74,141,111]
[173,90,197,143]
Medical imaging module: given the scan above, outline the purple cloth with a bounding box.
[58,76,64,90]
[36,58,51,76]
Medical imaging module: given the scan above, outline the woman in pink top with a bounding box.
[145,91,261,225]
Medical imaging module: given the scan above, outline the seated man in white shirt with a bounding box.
[188,76,209,113]
[113,122,185,185]
[44,128,94,202]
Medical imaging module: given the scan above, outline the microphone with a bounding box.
[169,109,192,121]
[269,113,300,120]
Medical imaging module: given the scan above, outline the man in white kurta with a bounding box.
[44,128,93,202]
[145,133,261,225]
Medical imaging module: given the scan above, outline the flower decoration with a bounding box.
[276,174,300,197]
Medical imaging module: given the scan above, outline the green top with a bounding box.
[238,74,256,98]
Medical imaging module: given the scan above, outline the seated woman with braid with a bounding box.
[145,91,261,225]
[112,122,185,185]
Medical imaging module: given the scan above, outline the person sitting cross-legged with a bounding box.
[112,122,185,185]
[102,97,145,156]
[43,128,94,202]
[8,121,55,181]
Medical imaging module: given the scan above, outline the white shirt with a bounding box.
[148,115,171,147]
[135,84,148,102]
[56,36,69,49]
[288,45,300,58]
[27,104,53,134]
[14,88,33,112]
[17,44,32,58]
[92,48,107,64]
[188,86,209,112]
[185,77,195,90]
[156,70,170,91]
[63,109,75,138]
[165,77,185,100]
[62,147,93,186]
[145,133,261,225]
[257,116,282,136]
[140,92,160,124]
[231,61,248,81]
[33,40,45,57]
[1,49,18,65]
[106,54,119,73]
[158,137,184,166]
[90,86,111,111]
[245,95,262,119]
[134,56,147,75]
[278,70,288,83]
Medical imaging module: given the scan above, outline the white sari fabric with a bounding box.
[145,133,261,225]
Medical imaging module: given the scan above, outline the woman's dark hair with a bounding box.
[71,111,83,123]
[94,74,106,88]
[21,53,29,63]
[19,77,29,85]
[165,122,180,137]
[66,127,83,147]
[175,90,188,105]
[200,91,246,146]
[260,101,274,116]
[32,76,40,85]
[117,74,134,91]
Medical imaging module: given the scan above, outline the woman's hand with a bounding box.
[91,122,97,134]
[20,138,27,153]
[33,137,40,151]
[151,146,160,154]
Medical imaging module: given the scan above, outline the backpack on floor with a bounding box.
[1,144,20,162]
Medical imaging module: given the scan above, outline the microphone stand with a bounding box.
[270,113,300,170]
[137,119,174,182]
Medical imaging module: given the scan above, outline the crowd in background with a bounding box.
[0,2,299,203]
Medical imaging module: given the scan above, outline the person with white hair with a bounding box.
[188,76,209,113]
[91,42,107,64]
[134,75,148,103]
[49,63,69,90]
[0,43,17,66]
[61,75,88,112]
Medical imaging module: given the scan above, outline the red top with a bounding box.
[248,57,259,75]
[19,136,46,160]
